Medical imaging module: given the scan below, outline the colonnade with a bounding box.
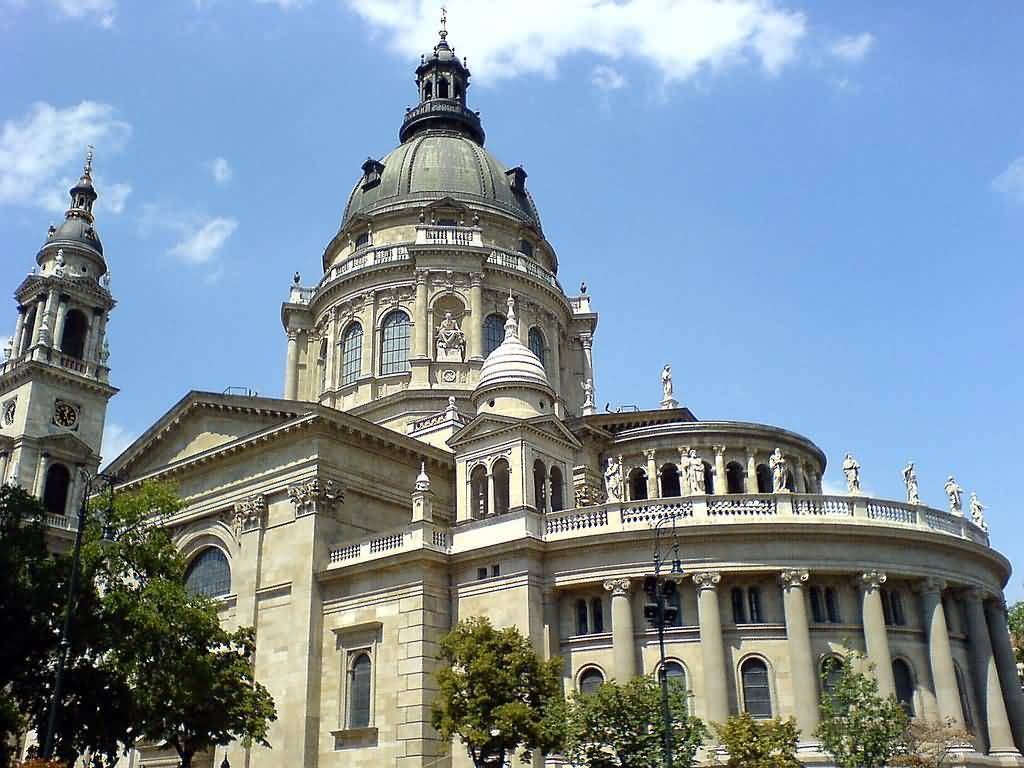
[575,571,1024,754]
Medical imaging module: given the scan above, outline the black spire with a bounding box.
[67,146,98,223]
[43,146,104,256]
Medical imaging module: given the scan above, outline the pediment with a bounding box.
[448,413,581,452]
[39,430,97,461]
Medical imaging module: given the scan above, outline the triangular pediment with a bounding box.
[39,430,98,461]
[448,413,581,451]
[107,391,307,479]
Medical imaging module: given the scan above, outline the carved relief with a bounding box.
[288,477,343,518]
[779,569,810,589]
[859,570,887,590]
[232,493,267,538]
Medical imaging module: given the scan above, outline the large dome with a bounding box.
[340,130,543,232]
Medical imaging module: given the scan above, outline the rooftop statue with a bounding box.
[770,448,787,492]
[969,492,987,531]
[842,453,861,494]
[603,457,623,503]
[580,378,595,414]
[944,475,964,516]
[661,364,673,400]
[902,462,920,505]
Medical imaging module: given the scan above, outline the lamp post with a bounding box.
[643,510,685,768]
[41,469,117,760]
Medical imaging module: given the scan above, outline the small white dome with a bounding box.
[477,297,550,391]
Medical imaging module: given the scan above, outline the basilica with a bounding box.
[2,22,1023,768]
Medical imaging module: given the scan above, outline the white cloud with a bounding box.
[38,175,132,216]
[101,422,135,465]
[47,0,117,27]
[592,64,627,91]
[344,0,807,85]
[0,101,132,212]
[828,32,874,63]
[209,157,233,185]
[993,156,1024,204]
[168,216,239,265]
[255,0,310,8]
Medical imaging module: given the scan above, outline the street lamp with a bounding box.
[643,510,685,768]
[41,469,118,760]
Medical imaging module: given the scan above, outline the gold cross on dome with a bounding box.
[440,7,447,35]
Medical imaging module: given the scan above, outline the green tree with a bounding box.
[431,617,564,768]
[712,712,800,768]
[1009,601,1023,667]
[562,674,706,768]
[816,652,909,768]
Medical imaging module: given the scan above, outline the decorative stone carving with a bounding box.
[969,492,987,531]
[842,453,861,494]
[686,449,706,494]
[860,570,887,590]
[902,462,920,505]
[581,378,595,415]
[98,339,110,365]
[660,363,678,409]
[603,578,631,596]
[944,475,963,515]
[100,272,111,290]
[288,477,343,518]
[770,448,787,492]
[603,456,623,503]
[38,318,52,348]
[779,569,809,589]
[573,464,606,507]
[435,312,466,362]
[55,249,66,277]
[692,571,721,590]
[233,493,267,537]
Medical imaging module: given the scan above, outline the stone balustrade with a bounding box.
[414,224,482,247]
[485,247,561,290]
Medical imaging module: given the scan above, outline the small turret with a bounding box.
[40,146,107,276]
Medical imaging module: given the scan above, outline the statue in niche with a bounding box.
[661,364,673,401]
[603,457,623,503]
[435,311,465,362]
[687,449,706,494]
[944,475,963,515]
[55,249,66,277]
[770,448,787,492]
[842,453,861,494]
[969,492,987,530]
[902,462,920,505]
[580,378,595,410]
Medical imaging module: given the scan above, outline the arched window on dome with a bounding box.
[725,461,745,494]
[61,309,89,359]
[741,658,773,718]
[470,465,488,518]
[703,461,715,495]
[484,314,506,357]
[42,463,72,515]
[578,667,604,696]
[533,460,548,512]
[528,327,546,366]
[660,463,681,497]
[184,548,231,598]
[380,311,410,375]
[756,464,772,493]
[492,459,510,516]
[893,659,916,717]
[549,465,564,512]
[628,467,647,501]
[518,239,534,257]
[340,322,363,386]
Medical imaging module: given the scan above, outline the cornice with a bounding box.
[0,359,118,398]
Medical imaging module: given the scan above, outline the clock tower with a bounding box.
[0,148,117,524]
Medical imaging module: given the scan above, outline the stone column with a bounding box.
[0,453,8,485]
[746,450,758,493]
[414,270,429,359]
[42,289,58,344]
[795,462,807,493]
[580,332,594,391]
[549,321,562,405]
[714,445,727,495]
[780,569,820,739]
[860,571,896,698]
[645,449,659,498]
[604,579,637,681]
[985,600,1024,751]
[693,571,729,724]
[284,330,299,400]
[30,295,46,347]
[323,310,338,391]
[468,273,483,360]
[487,470,496,516]
[921,579,964,726]
[33,451,49,498]
[12,306,26,357]
[88,309,107,366]
[52,299,68,352]
[965,590,1019,755]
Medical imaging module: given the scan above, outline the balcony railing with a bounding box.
[485,248,561,290]
[415,225,482,247]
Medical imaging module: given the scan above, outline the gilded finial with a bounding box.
[84,145,95,177]
[439,6,447,40]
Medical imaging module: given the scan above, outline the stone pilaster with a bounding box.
[468,273,483,360]
[580,332,594,395]
[984,599,1024,752]
[33,451,49,498]
[414,270,429,359]
[714,445,727,495]
[52,298,68,352]
[859,570,896,698]
[604,578,637,682]
[920,579,964,726]
[12,306,26,357]
[693,571,729,724]
[965,590,1020,755]
[284,329,299,400]
[780,569,819,740]
[645,449,658,499]
[745,450,758,493]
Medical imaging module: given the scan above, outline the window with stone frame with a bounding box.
[809,586,826,623]
[825,587,842,623]
[892,658,916,717]
[732,586,764,624]
[578,667,604,695]
[379,310,410,375]
[340,322,362,386]
[881,588,907,627]
[334,623,382,734]
[483,313,506,357]
[183,547,231,598]
[528,327,546,365]
[741,658,773,718]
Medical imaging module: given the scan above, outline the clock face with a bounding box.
[2,401,14,426]
[54,401,79,428]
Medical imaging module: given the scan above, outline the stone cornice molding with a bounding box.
[918,577,947,595]
[692,571,721,591]
[779,569,809,590]
[859,570,887,591]
[602,578,631,596]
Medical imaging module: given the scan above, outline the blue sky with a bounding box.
[2,1,1022,599]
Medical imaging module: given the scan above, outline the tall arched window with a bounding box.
[893,659,916,717]
[492,459,510,516]
[591,597,604,633]
[703,461,715,495]
[821,656,844,699]
[184,548,231,598]
[579,667,604,695]
[528,327,546,366]
[741,658,773,718]
[726,462,745,494]
[438,77,450,99]
[756,464,772,493]
[42,463,71,515]
[661,661,687,692]
[660,464,681,497]
[533,460,547,512]
[340,322,363,386]
[61,309,89,359]
[470,465,488,518]
[628,467,648,501]
[483,314,506,357]
[380,311,410,375]
[549,465,564,512]
[349,653,372,728]
[575,599,589,636]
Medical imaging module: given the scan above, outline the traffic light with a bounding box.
[643,575,660,626]
[661,579,678,626]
